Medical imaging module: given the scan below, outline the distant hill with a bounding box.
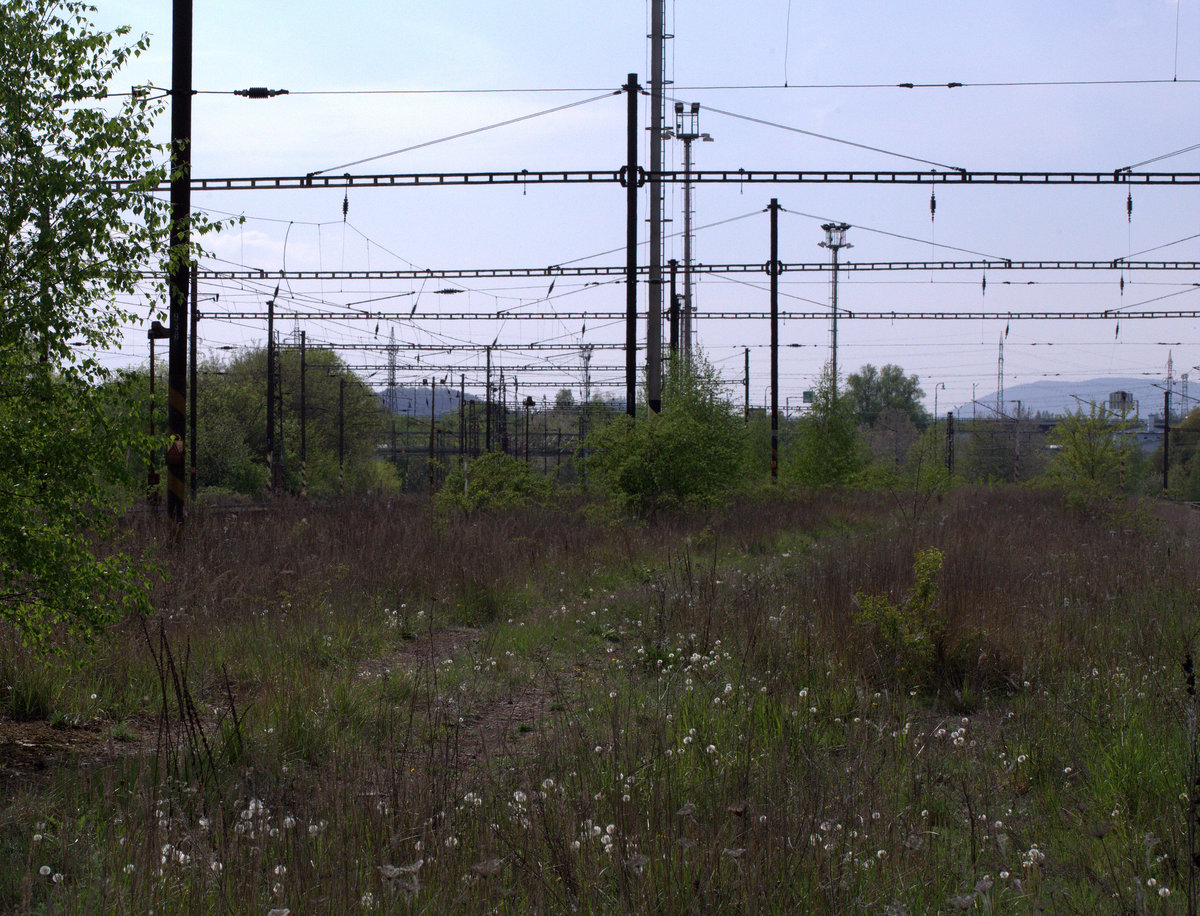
[378,385,479,419]
[959,376,1181,420]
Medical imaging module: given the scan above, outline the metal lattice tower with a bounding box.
[387,328,397,390]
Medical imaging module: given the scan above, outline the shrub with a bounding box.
[585,354,746,515]
[435,451,553,514]
[854,547,985,693]
[785,364,866,488]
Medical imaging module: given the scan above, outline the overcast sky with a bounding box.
[95,1,1200,415]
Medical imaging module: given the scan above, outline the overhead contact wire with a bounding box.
[309,92,618,177]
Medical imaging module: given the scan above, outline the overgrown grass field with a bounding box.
[3,488,1199,914]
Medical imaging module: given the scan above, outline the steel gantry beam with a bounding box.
[181,260,1200,282]
[145,169,1200,191]
[312,341,629,351]
[675,170,1200,186]
[202,308,1200,322]
[334,364,627,375]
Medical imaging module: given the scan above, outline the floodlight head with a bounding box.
[819,222,852,250]
[148,320,170,340]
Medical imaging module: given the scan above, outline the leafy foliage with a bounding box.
[785,363,866,487]
[846,363,929,428]
[0,1,167,642]
[1155,406,1200,499]
[435,451,554,514]
[585,354,745,514]
[1045,402,1135,498]
[193,347,391,497]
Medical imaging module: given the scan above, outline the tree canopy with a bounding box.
[193,347,393,497]
[1045,402,1136,498]
[586,354,745,514]
[786,363,866,487]
[0,1,168,642]
[846,364,929,429]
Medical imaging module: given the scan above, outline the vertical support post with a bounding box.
[1013,399,1022,482]
[668,258,680,356]
[428,378,436,495]
[830,245,839,395]
[500,373,508,453]
[744,347,750,422]
[265,289,276,490]
[624,73,640,418]
[188,263,198,500]
[768,199,781,482]
[148,334,158,507]
[1164,388,1171,491]
[648,2,665,414]
[338,376,345,493]
[682,137,694,355]
[167,0,193,524]
[485,346,493,452]
[459,373,466,459]
[299,330,307,497]
[946,411,955,475]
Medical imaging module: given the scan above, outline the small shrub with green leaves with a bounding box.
[785,363,866,488]
[585,354,746,515]
[436,451,554,514]
[854,546,986,692]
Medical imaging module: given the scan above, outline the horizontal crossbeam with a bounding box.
[184,260,1200,281]
[143,169,1200,191]
[201,309,1200,323]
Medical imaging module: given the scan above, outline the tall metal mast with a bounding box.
[648,0,666,411]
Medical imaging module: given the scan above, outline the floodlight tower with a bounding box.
[819,222,852,393]
[671,102,712,354]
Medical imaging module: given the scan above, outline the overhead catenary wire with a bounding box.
[133,76,1200,98]
[778,208,1012,262]
[1117,141,1200,173]
[308,92,619,177]
[677,99,966,172]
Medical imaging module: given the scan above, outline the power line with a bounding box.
[688,100,964,172]
[308,92,619,177]
[142,76,1200,98]
[1117,141,1200,172]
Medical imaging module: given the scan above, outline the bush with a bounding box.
[784,364,866,488]
[854,547,986,694]
[435,452,554,514]
[585,355,746,515]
